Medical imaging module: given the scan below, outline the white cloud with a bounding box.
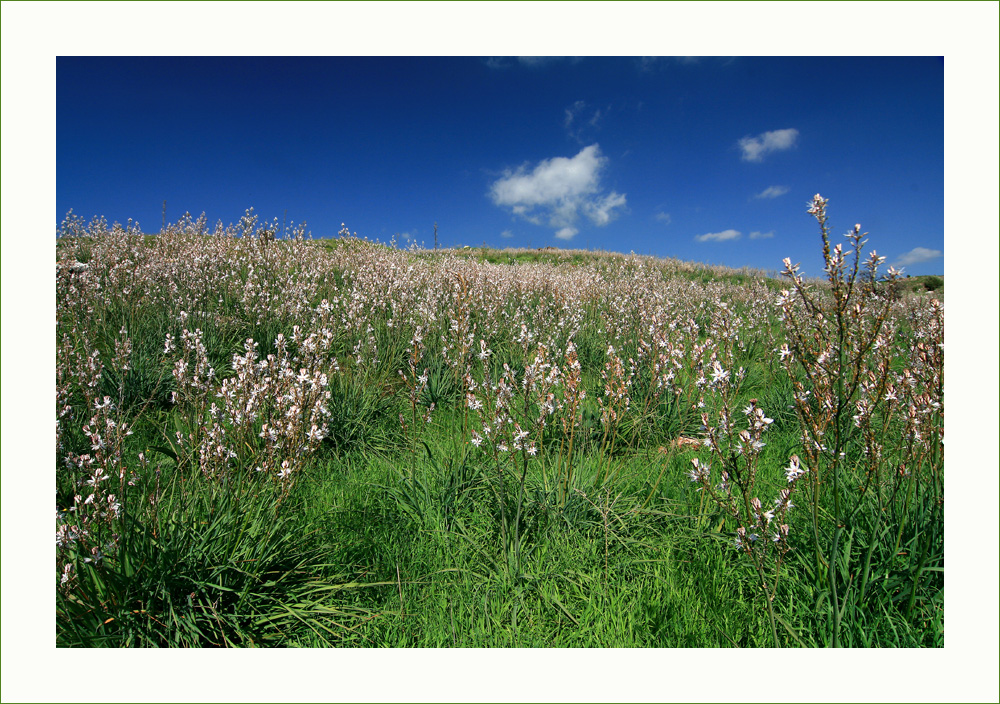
[500,229,514,239]
[584,192,627,226]
[893,246,943,268]
[489,144,626,240]
[655,212,672,226]
[749,230,774,239]
[753,185,790,199]
[695,229,742,243]
[739,128,799,162]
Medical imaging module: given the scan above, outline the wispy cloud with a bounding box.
[655,211,672,226]
[486,57,578,69]
[489,144,626,240]
[583,192,626,226]
[893,246,943,268]
[500,229,514,239]
[739,128,799,162]
[695,229,741,243]
[638,57,700,71]
[565,100,604,143]
[517,56,554,67]
[749,230,774,239]
[753,185,790,199]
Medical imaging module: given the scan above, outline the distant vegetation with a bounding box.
[56,198,943,647]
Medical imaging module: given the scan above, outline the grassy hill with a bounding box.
[55,213,944,648]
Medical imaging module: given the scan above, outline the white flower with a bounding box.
[784,455,806,483]
[688,458,710,484]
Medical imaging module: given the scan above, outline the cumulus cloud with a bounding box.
[695,229,741,243]
[489,144,626,240]
[753,185,790,199]
[739,129,799,162]
[893,246,943,268]
[749,230,774,239]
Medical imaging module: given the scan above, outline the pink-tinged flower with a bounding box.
[478,339,492,361]
[774,489,795,511]
[277,460,293,480]
[688,458,710,485]
[807,193,827,216]
[784,455,806,483]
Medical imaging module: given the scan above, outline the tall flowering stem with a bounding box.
[777,194,941,646]
[692,377,802,646]
[553,341,585,505]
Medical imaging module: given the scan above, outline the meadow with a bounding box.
[55,195,943,647]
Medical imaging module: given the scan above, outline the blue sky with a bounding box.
[58,55,945,276]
